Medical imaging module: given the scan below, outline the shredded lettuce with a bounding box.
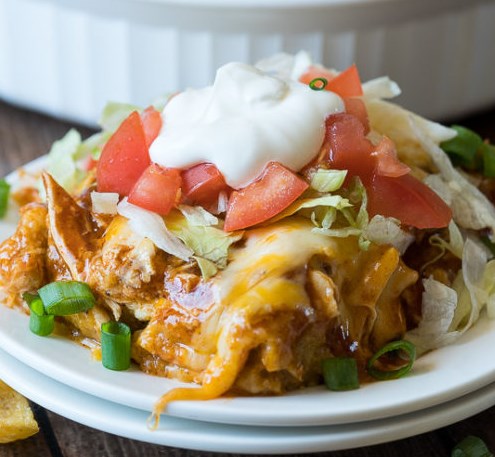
[423,168,495,239]
[177,205,218,226]
[482,260,495,318]
[171,225,242,268]
[364,215,414,255]
[405,278,459,354]
[450,238,488,332]
[167,210,242,277]
[194,256,219,279]
[117,199,192,261]
[429,220,464,259]
[362,77,401,100]
[76,131,110,161]
[290,195,351,218]
[407,238,492,354]
[46,129,85,193]
[99,101,140,132]
[91,191,119,215]
[310,169,347,193]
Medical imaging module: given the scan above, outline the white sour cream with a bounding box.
[149,62,344,189]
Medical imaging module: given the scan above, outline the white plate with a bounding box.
[2,157,495,427]
[3,304,495,428]
[1,347,495,454]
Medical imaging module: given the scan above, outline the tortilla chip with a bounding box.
[0,380,39,443]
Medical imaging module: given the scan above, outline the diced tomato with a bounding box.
[299,64,363,98]
[343,97,369,133]
[96,111,150,195]
[182,163,230,208]
[372,136,411,178]
[141,106,162,148]
[324,113,375,178]
[367,173,452,229]
[326,64,363,98]
[128,164,181,215]
[224,162,309,232]
[322,113,451,229]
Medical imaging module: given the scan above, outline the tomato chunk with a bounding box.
[300,64,363,98]
[367,173,452,229]
[128,164,181,215]
[141,106,162,148]
[224,162,309,232]
[97,111,150,195]
[373,136,411,178]
[343,97,369,133]
[326,64,363,98]
[182,163,229,207]
[322,113,450,229]
[325,113,375,178]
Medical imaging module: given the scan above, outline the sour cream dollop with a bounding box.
[149,62,344,189]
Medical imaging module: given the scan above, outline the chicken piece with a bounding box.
[42,173,101,281]
[89,216,160,305]
[42,173,111,339]
[329,243,418,367]
[0,203,47,310]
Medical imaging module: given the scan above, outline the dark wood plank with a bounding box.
[0,100,94,176]
[0,434,52,457]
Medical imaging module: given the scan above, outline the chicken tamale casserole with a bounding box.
[2,53,495,425]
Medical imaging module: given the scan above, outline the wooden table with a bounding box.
[1,100,495,457]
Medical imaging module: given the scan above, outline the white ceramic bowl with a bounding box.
[1,0,494,126]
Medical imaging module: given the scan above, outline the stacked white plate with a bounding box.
[2,160,495,453]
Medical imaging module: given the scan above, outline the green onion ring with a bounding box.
[322,357,360,391]
[25,293,54,337]
[101,322,131,371]
[367,340,416,380]
[38,281,95,316]
[309,77,328,91]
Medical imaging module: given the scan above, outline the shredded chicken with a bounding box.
[0,172,422,422]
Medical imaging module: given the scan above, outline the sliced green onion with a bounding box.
[101,322,131,371]
[440,125,483,169]
[367,340,416,380]
[38,281,95,316]
[481,143,495,178]
[0,179,10,218]
[322,357,360,391]
[309,77,328,91]
[25,294,54,336]
[22,292,39,306]
[452,435,493,457]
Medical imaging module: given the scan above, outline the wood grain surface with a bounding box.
[1,100,495,457]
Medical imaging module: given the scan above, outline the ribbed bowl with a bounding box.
[1,0,494,126]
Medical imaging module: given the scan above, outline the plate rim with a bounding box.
[1,346,495,454]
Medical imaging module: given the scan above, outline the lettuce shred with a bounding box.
[167,208,243,279]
